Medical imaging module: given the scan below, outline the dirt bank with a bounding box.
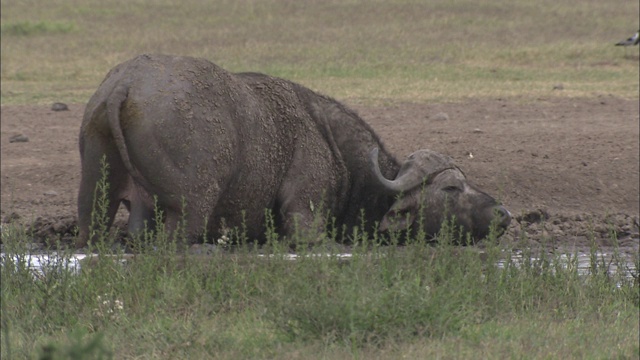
[1,97,638,255]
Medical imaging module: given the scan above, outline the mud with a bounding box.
[1,97,638,256]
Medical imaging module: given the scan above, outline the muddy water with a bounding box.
[2,250,637,283]
[496,251,637,282]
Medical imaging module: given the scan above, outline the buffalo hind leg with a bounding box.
[77,143,129,248]
[126,184,156,239]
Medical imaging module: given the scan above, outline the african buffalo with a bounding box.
[77,54,510,248]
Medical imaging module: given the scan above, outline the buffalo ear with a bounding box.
[379,208,416,232]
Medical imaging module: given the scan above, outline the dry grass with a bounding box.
[1,0,638,105]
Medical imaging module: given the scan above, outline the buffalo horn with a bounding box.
[369,147,420,193]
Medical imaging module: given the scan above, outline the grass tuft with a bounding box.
[1,21,76,36]
[1,206,637,358]
[2,162,637,357]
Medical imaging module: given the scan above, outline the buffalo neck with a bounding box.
[305,93,402,230]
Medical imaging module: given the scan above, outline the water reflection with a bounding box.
[1,250,637,282]
[496,250,637,281]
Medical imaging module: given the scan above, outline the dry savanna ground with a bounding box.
[1,96,638,255]
[2,1,638,255]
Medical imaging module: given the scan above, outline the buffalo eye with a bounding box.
[442,185,462,193]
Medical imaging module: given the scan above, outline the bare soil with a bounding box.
[1,97,638,255]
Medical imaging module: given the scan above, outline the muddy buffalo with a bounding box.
[77,54,510,248]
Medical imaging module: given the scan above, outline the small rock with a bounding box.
[552,84,564,91]
[44,190,58,196]
[110,243,128,253]
[26,242,44,251]
[188,243,217,255]
[52,221,67,234]
[433,112,449,121]
[9,134,29,143]
[593,224,607,234]
[472,128,483,133]
[517,209,550,224]
[51,102,69,111]
[2,212,21,223]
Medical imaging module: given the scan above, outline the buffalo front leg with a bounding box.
[161,201,210,251]
[276,187,331,249]
[275,145,343,248]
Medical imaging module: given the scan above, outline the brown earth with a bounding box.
[1,97,638,255]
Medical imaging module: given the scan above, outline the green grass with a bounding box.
[0,21,76,36]
[1,1,639,358]
[1,223,638,359]
[1,164,638,359]
[1,0,638,105]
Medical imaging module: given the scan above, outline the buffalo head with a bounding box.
[369,148,511,243]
